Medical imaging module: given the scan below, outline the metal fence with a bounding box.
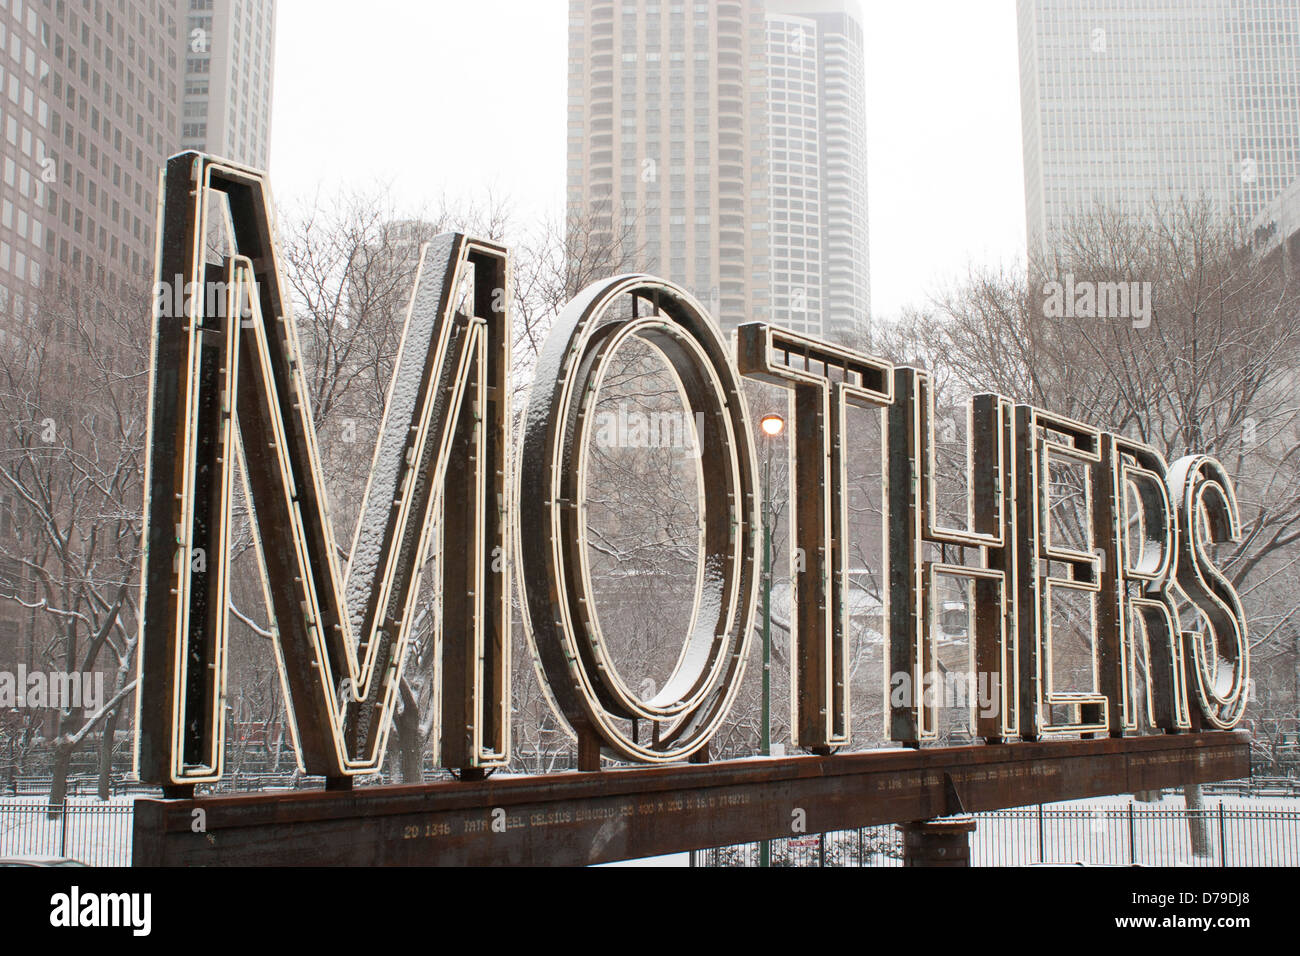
[3,796,1298,868]
[692,803,1300,867]
[0,801,135,867]
[690,826,905,867]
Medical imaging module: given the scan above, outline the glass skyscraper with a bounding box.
[1018,0,1300,254]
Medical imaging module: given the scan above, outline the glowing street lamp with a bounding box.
[758,413,783,869]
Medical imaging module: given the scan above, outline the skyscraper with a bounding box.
[567,0,771,331]
[0,0,182,323]
[566,0,870,339]
[1018,0,1300,255]
[0,0,276,325]
[765,0,869,339]
[181,0,276,169]
[0,0,186,708]
[1255,176,1300,271]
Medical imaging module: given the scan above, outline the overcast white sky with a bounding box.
[269,0,1026,319]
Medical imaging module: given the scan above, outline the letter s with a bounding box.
[1168,456,1249,728]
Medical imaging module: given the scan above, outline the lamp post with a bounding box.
[758,412,784,868]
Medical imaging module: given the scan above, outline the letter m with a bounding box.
[1096,281,1128,318]
[135,153,511,785]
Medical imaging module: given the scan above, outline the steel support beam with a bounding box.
[899,817,977,867]
[131,732,1248,866]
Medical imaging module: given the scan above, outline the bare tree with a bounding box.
[881,203,1300,832]
[924,202,1300,666]
[0,274,150,808]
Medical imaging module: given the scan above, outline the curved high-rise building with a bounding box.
[766,0,870,340]
[0,0,276,329]
[0,0,275,685]
[566,0,770,330]
[566,0,871,339]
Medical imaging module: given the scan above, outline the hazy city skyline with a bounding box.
[0,0,1297,887]
[268,0,1027,320]
[562,0,871,340]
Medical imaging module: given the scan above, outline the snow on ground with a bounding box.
[970,794,1300,866]
[0,795,135,867]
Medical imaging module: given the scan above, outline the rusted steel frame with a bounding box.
[1094,435,1190,736]
[137,152,510,785]
[1017,406,1107,739]
[735,323,892,752]
[131,732,1248,867]
[888,369,1013,744]
[519,280,758,764]
[899,817,977,867]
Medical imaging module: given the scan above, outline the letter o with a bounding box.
[518,275,758,762]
